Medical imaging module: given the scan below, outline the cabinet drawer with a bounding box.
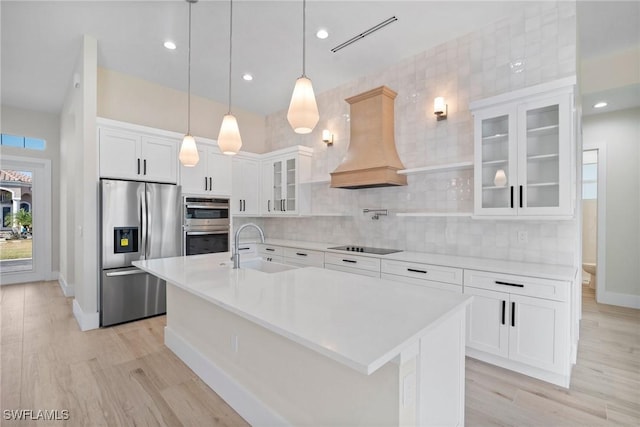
[464,269,569,302]
[381,273,462,293]
[324,252,381,273]
[283,247,324,267]
[258,244,284,257]
[381,259,463,285]
[325,264,380,278]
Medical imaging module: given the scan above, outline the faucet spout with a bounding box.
[233,223,265,269]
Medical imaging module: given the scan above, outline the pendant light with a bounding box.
[286,0,319,134]
[179,0,200,167]
[217,0,243,155]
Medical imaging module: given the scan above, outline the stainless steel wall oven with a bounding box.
[183,197,230,255]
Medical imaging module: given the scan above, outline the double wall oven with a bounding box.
[183,197,230,255]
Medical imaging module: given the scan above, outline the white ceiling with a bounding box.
[1,1,638,117]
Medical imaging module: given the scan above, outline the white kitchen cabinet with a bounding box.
[258,244,284,263]
[232,154,260,216]
[380,259,463,293]
[99,126,178,184]
[464,269,570,384]
[283,247,324,268]
[260,146,312,215]
[471,78,574,217]
[181,141,232,196]
[324,252,381,277]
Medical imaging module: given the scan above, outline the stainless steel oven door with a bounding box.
[184,228,230,255]
[184,199,229,228]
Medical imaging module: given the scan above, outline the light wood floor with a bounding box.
[1,282,638,426]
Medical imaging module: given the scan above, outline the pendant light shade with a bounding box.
[179,134,199,166]
[217,0,242,155]
[287,0,319,134]
[218,114,243,154]
[287,76,319,134]
[180,0,199,167]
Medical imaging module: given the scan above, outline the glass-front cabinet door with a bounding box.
[272,160,283,211]
[517,94,571,215]
[473,88,573,217]
[474,107,518,215]
[285,157,296,212]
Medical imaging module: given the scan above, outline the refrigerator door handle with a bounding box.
[105,268,147,277]
[145,190,151,257]
[140,189,148,259]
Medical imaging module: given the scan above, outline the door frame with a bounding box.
[0,155,52,285]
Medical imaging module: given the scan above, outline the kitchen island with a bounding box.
[134,252,472,426]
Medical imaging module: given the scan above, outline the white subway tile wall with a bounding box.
[238,1,577,266]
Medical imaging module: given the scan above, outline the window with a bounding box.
[0,134,46,151]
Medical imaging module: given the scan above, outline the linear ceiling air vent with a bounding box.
[331,16,398,53]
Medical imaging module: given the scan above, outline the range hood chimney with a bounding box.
[330,86,407,189]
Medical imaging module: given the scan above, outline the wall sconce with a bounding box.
[434,97,447,121]
[322,129,334,145]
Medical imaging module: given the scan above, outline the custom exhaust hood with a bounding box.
[330,86,407,189]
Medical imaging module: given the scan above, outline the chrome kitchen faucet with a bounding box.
[232,223,265,268]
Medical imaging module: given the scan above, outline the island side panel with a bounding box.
[418,307,466,426]
[165,283,403,426]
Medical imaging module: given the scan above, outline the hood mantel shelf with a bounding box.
[330,86,407,189]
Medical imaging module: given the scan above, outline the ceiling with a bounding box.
[1,1,638,117]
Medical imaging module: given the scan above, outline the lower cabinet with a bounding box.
[324,252,381,278]
[464,269,570,386]
[283,247,324,268]
[258,244,284,263]
[380,259,462,293]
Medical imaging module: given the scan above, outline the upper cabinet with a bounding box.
[232,153,260,216]
[260,146,313,216]
[180,140,232,197]
[471,78,575,217]
[98,124,178,184]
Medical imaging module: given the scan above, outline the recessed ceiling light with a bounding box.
[242,73,253,81]
[164,41,176,50]
[316,29,329,39]
[593,101,608,109]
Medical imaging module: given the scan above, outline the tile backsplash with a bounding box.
[236,1,578,267]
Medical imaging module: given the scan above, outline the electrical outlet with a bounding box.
[517,231,528,244]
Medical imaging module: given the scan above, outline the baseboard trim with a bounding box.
[164,326,289,427]
[597,290,640,309]
[57,273,74,297]
[72,299,99,331]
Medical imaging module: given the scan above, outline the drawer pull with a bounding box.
[407,268,427,274]
[265,248,275,252]
[342,259,357,264]
[511,302,516,327]
[501,300,506,325]
[296,252,308,257]
[238,247,250,251]
[495,280,524,288]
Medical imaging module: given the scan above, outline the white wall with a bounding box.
[97,68,267,154]
[0,105,60,276]
[583,107,640,301]
[243,1,579,266]
[59,35,99,329]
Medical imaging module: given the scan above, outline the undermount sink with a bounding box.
[221,258,298,274]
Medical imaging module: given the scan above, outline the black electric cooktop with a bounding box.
[328,245,403,255]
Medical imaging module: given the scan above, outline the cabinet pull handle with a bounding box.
[495,280,524,288]
[209,177,213,191]
[519,185,523,208]
[239,200,242,211]
[501,300,506,325]
[204,177,208,191]
[407,268,427,274]
[143,159,147,175]
[296,252,308,257]
[265,248,275,252]
[342,259,357,264]
[511,302,516,327]
[137,158,141,175]
[268,200,271,212]
[510,186,514,208]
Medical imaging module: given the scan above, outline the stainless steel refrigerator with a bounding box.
[100,179,181,326]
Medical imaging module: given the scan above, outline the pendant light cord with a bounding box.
[187,1,192,134]
[302,0,306,77]
[227,0,233,114]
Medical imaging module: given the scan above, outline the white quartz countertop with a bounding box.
[134,253,471,375]
[260,238,576,281]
